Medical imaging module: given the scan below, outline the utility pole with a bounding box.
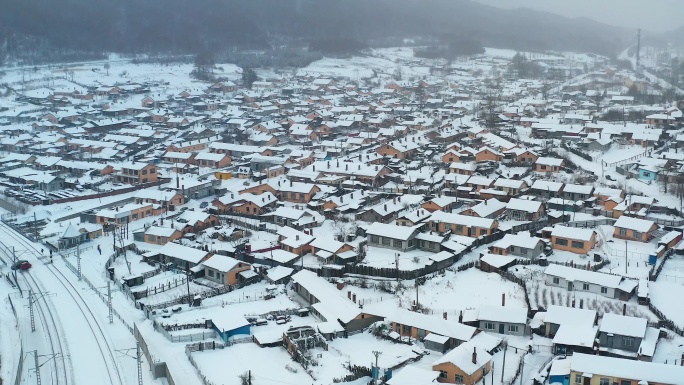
[108,281,113,324]
[625,240,628,274]
[248,370,251,385]
[395,253,400,284]
[415,275,419,311]
[77,243,81,280]
[501,341,507,382]
[372,350,382,385]
[33,349,41,385]
[117,344,144,385]
[137,342,143,385]
[33,212,38,240]
[28,289,35,332]
[519,354,524,385]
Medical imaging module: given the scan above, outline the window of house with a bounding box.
[599,378,610,385]
[520,248,528,255]
[623,336,634,347]
[619,228,627,236]
[582,283,589,290]
[438,371,447,379]
[148,235,156,242]
[633,231,641,239]
[208,270,214,277]
[455,374,464,384]
[480,228,487,236]
[601,287,608,294]
[541,165,547,170]
[574,374,582,384]
[553,277,560,284]
[370,235,379,244]
[508,325,518,333]
[142,169,147,175]
[484,322,495,330]
[150,168,156,174]
[420,240,426,248]
[555,238,568,246]
[393,239,402,248]
[571,241,584,249]
[382,237,391,246]
[456,225,463,233]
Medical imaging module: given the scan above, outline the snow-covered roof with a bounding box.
[477,305,527,325]
[202,254,244,273]
[492,233,543,250]
[598,313,647,338]
[613,216,656,233]
[366,223,420,241]
[545,264,628,290]
[550,226,595,242]
[544,305,596,326]
[506,198,543,213]
[291,270,361,324]
[369,306,476,343]
[432,336,493,374]
[158,242,208,264]
[570,353,684,384]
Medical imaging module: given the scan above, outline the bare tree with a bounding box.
[104,63,110,76]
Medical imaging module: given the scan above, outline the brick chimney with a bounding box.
[347,290,351,299]
[352,294,356,303]
[337,280,345,290]
[472,347,477,364]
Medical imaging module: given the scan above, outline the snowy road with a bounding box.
[0,222,127,385]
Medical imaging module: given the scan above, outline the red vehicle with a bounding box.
[11,260,31,271]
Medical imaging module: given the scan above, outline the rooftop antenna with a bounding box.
[636,28,641,74]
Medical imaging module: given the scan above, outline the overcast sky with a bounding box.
[472,0,684,33]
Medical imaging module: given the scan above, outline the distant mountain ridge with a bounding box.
[0,0,631,63]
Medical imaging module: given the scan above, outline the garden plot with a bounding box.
[395,268,527,315]
[513,264,655,321]
[649,280,684,327]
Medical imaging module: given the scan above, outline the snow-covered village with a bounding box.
[3,8,684,385]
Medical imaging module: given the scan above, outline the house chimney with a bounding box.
[345,164,348,171]
[340,196,344,203]
[337,280,345,290]
[443,312,448,320]
[231,193,235,199]
[352,294,356,303]
[348,290,352,299]
[681,353,684,366]
[622,303,627,316]
[393,197,396,204]
[358,165,361,170]
[327,161,330,169]
[290,180,293,187]
[502,293,505,306]
[587,261,591,271]
[472,347,477,364]
[375,165,378,171]
[296,235,299,241]
[313,165,316,171]
[278,181,281,186]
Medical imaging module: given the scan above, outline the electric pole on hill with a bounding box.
[372,350,382,385]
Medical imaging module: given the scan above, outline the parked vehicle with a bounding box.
[11,260,31,270]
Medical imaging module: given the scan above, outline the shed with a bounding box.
[424,332,450,353]
[212,315,251,343]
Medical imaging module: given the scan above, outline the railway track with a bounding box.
[0,221,125,385]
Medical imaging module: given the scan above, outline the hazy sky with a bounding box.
[473,0,684,33]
